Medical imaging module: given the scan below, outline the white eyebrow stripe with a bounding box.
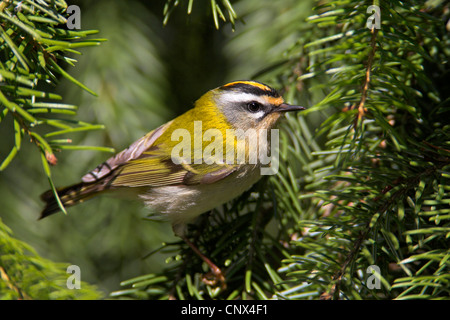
[218,92,267,105]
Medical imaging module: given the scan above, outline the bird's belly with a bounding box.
[139,167,261,235]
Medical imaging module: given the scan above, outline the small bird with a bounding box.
[40,80,305,285]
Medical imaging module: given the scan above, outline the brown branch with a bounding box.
[320,225,370,300]
[321,27,381,300]
[422,140,450,155]
[14,114,58,165]
[0,0,12,12]
[321,25,381,300]
[349,27,379,124]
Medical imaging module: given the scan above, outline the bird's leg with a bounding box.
[180,235,226,289]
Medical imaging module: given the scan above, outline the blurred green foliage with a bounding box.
[1,0,449,300]
[0,219,102,299]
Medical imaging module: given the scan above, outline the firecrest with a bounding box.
[40,80,305,284]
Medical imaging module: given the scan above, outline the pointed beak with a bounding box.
[274,103,306,113]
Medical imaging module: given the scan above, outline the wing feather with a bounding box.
[82,119,239,188]
[81,121,172,183]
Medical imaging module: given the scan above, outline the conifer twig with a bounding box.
[0,0,11,12]
[349,26,379,123]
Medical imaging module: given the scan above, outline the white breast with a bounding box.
[139,165,261,236]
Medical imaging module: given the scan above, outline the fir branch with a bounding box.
[321,225,370,300]
[0,219,103,299]
[322,157,448,299]
[0,1,106,171]
[274,0,449,300]
[348,27,379,123]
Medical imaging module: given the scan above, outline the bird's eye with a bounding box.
[246,101,262,113]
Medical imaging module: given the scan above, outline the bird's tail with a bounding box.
[39,182,105,219]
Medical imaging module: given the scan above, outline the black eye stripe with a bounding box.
[221,82,280,98]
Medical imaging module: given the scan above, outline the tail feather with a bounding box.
[39,182,104,219]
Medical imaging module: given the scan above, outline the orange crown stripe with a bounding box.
[266,96,285,105]
[223,81,272,92]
